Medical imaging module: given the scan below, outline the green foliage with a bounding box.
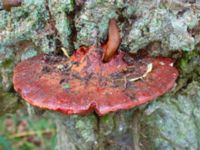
[0,109,56,150]
[50,135,57,150]
[0,136,11,150]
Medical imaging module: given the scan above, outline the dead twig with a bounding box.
[9,128,55,139]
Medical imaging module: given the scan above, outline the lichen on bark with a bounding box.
[74,0,200,53]
[1,0,200,149]
[141,81,200,150]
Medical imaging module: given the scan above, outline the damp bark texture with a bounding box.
[1,0,200,150]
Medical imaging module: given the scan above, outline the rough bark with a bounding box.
[0,0,200,149]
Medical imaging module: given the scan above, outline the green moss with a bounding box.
[0,89,20,115]
[101,114,113,124]
[179,50,199,73]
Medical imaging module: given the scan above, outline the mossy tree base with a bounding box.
[52,110,141,150]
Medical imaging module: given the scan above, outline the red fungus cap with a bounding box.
[13,19,178,116]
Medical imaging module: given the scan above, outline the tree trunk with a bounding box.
[1,0,200,150]
[52,110,141,150]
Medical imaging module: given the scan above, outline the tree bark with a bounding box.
[1,0,200,150]
[51,110,141,150]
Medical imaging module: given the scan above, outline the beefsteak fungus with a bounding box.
[13,19,178,116]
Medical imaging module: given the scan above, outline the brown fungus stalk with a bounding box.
[2,0,22,11]
[102,18,121,62]
[13,19,178,116]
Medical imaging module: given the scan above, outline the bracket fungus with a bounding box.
[13,19,178,116]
